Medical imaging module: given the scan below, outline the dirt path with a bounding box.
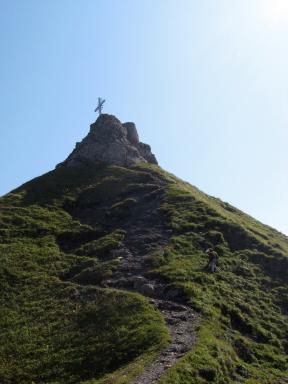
[132,298,198,384]
[71,176,200,383]
[104,242,199,384]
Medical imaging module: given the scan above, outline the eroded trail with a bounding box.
[69,173,200,383]
[104,241,199,383]
[132,298,198,384]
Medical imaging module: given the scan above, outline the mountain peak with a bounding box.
[57,114,158,168]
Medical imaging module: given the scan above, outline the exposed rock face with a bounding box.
[123,122,139,145]
[57,114,157,168]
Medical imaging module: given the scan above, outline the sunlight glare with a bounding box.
[264,0,288,26]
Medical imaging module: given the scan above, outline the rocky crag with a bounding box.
[57,114,157,168]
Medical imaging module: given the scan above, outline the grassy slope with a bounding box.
[0,165,169,384]
[152,170,288,384]
[0,163,287,384]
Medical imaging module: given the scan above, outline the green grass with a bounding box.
[1,162,288,383]
[149,173,288,384]
[0,165,170,384]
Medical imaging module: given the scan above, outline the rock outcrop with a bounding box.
[57,114,157,168]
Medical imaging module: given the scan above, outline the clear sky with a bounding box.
[0,0,287,235]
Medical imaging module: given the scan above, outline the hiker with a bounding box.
[205,248,218,273]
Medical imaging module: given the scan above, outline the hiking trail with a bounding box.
[69,174,200,383]
[103,226,199,383]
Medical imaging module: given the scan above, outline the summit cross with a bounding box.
[94,97,106,116]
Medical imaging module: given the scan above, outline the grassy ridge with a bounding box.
[0,166,169,384]
[0,163,287,383]
[148,171,288,383]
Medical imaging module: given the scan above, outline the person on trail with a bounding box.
[205,248,218,273]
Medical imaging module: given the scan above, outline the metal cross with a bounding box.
[94,97,106,116]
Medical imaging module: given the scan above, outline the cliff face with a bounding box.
[57,114,158,168]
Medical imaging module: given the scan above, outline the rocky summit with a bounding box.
[57,114,158,168]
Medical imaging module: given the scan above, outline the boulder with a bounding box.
[137,142,158,164]
[140,283,155,296]
[123,122,139,145]
[130,275,148,290]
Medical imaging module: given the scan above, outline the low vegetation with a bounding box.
[0,166,169,384]
[153,172,288,384]
[0,163,287,383]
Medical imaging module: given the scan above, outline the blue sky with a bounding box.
[1,0,287,235]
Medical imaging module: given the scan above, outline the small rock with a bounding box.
[130,275,148,290]
[158,301,187,312]
[140,283,155,296]
[166,317,179,325]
